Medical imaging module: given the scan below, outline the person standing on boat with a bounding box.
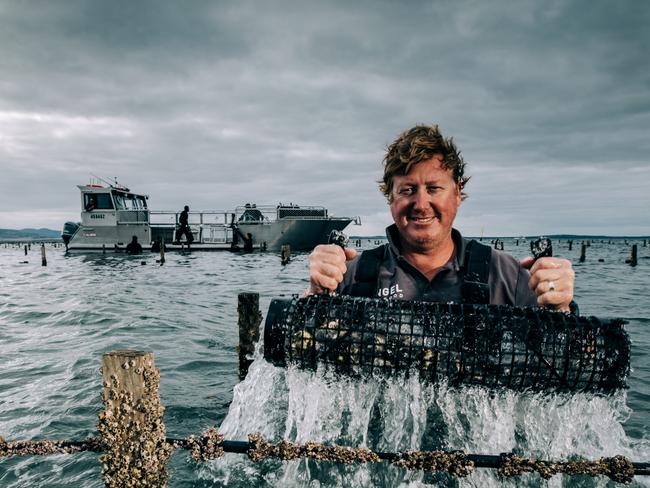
[174,205,194,246]
[125,235,143,255]
[307,124,576,312]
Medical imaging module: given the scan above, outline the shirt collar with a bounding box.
[384,224,467,271]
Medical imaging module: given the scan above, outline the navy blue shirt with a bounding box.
[338,226,537,307]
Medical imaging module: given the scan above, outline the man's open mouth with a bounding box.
[409,216,435,223]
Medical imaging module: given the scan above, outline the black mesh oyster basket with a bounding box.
[264,295,630,393]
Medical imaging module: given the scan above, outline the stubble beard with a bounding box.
[401,229,448,255]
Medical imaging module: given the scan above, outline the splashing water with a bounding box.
[206,349,650,487]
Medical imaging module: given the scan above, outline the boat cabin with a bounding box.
[237,203,266,223]
[81,185,148,210]
[72,184,151,247]
[79,184,149,225]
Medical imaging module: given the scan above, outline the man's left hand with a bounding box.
[520,257,575,312]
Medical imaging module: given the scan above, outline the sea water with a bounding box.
[0,239,648,487]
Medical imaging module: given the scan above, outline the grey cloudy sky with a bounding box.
[1,0,648,236]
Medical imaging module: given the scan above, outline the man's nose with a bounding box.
[412,188,429,209]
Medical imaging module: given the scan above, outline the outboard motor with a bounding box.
[61,221,80,249]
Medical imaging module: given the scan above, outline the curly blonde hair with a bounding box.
[379,124,469,201]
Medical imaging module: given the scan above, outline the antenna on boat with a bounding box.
[90,173,114,188]
[88,174,129,191]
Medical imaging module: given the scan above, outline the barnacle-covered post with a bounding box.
[98,349,171,488]
[238,292,262,379]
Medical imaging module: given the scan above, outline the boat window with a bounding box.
[96,193,114,209]
[112,192,127,210]
[84,193,114,211]
[238,208,264,222]
[123,194,138,209]
[136,196,147,209]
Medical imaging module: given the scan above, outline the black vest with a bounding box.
[348,240,491,304]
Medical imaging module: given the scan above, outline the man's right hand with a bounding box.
[307,244,358,295]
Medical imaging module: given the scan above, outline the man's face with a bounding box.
[389,155,461,253]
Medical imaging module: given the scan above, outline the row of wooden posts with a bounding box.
[20,242,647,269]
[7,239,647,269]
[5,238,648,250]
[10,243,293,268]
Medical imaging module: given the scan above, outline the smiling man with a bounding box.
[307,124,576,311]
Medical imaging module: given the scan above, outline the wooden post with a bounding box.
[160,243,165,264]
[24,245,27,256]
[238,293,262,379]
[579,242,586,263]
[41,244,47,266]
[98,350,171,487]
[244,233,253,253]
[568,240,573,251]
[281,244,291,265]
[627,245,638,267]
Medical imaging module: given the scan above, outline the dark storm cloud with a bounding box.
[0,0,648,234]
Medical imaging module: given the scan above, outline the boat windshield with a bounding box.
[112,191,147,210]
[238,208,264,222]
[84,193,114,211]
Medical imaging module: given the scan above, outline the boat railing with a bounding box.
[149,210,233,226]
[233,204,357,223]
[149,211,235,244]
[148,208,359,228]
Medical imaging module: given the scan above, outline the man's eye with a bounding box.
[398,187,414,196]
[427,186,442,193]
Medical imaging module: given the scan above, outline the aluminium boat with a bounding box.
[61,182,359,252]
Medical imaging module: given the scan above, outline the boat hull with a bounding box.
[65,219,353,252]
[238,218,352,251]
[65,222,150,251]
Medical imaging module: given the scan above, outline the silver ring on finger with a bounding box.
[548,280,556,292]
